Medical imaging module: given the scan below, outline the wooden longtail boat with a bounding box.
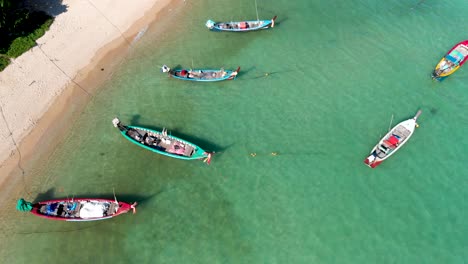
[364,110,422,168]
[432,40,468,81]
[112,118,213,164]
[16,198,137,222]
[161,65,240,82]
[205,16,277,32]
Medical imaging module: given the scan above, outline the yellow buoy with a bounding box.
[250,153,257,157]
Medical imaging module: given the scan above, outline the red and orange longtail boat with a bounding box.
[17,198,137,222]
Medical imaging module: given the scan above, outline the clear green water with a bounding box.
[2,0,468,263]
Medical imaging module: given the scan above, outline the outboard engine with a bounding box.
[161,65,171,73]
[112,117,121,128]
[205,20,215,29]
[112,117,127,131]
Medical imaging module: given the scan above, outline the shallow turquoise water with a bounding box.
[2,0,468,263]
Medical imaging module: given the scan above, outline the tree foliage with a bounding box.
[0,0,53,70]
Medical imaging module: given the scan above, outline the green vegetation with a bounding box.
[0,0,54,71]
[0,55,10,72]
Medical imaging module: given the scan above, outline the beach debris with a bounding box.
[132,25,148,44]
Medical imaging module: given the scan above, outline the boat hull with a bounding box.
[119,125,209,160]
[432,40,468,81]
[206,16,276,32]
[30,198,135,222]
[364,111,421,168]
[169,68,239,82]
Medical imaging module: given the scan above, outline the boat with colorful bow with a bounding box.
[112,118,213,164]
[205,16,277,32]
[161,65,240,82]
[364,110,422,168]
[431,40,468,81]
[16,198,137,221]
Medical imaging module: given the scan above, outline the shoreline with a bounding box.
[0,0,176,201]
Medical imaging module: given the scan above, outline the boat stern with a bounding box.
[432,57,461,81]
[364,153,382,168]
[161,64,171,73]
[431,71,444,81]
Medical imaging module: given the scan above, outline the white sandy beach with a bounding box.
[0,0,173,186]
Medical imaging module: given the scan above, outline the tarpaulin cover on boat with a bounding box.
[46,203,58,214]
[16,198,33,212]
[80,202,106,218]
[446,54,459,63]
[388,135,399,145]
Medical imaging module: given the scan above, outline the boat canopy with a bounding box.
[447,50,465,64]
[446,54,459,64]
[80,202,107,218]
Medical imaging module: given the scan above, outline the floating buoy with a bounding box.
[416,123,419,128]
[250,153,257,157]
[271,152,278,156]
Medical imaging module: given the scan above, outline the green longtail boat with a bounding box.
[112,118,213,164]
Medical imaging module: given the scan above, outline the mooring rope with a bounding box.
[0,104,30,197]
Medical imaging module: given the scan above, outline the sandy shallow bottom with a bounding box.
[0,0,176,204]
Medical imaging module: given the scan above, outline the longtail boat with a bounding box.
[161,65,240,82]
[112,118,213,164]
[16,198,136,222]
[364,110,422,168]
[205,16,277,32]
[432,40,468,81]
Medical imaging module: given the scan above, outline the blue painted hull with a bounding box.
[168,67,240,82]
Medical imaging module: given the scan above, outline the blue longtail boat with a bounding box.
[161,65,240,82]
[112,118,213,164]
[205,16,277,32]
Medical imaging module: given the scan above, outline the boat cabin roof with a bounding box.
[456,44,468,56]
[448,45,468,62]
